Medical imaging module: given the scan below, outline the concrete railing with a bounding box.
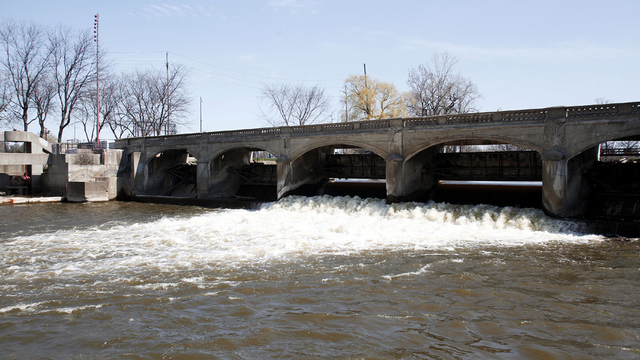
[116,101,640,148]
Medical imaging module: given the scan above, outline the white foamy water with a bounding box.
[1,197,637,359]
[2,196,602,284]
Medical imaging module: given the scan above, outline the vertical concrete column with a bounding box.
[276,130,293,200]
[385,147,439,203]
[196,160,211,198]
[385,153,405,202]
[542,147,598,218]
[541,151,568,217]
[541,107,570,217]
[541,106,597,218]
[116,151,141,198]
[130,152,141,184]
[276,156,292,199]
[131,151,147,195]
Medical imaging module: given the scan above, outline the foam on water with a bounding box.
[1,196,603,284]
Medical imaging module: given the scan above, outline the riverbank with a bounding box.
[0,196,63,205]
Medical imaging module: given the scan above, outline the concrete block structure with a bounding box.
[0,131,52,194]
[66,181,110,202]
[0,130,123,201]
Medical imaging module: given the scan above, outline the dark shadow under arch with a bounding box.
[146,149,198,197]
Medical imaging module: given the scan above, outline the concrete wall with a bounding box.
[42,154,69,196]
[66,181,109,202]
[42,149,123,200]
[0,131,52,194]
[0,131,123,201]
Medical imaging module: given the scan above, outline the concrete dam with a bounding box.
[114,101,640,222]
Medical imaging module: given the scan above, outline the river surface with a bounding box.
[1,196,639,359]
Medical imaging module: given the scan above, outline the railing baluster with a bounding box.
[117,101,640,148]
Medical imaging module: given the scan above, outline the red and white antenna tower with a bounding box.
[93,13,100,147]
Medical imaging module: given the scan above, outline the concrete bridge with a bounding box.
[115,101,640,218]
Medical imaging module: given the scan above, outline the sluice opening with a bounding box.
[426,141,543,209]
[225,150,277,201]
[585,139,640,220]
[284,146,385,199]
[315,147,386,199]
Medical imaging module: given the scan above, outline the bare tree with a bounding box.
[103,76,129,139]
[0,71,10,117]
[49,25,97,142]
[259,83,331,127]
[118,65,190,137]
[78,73,120,141]
[407,52,480,116]
[343,75,406,121]
[31,75,56,138]
[159,64,190,135]
[118,69,155,137]
[0,20,53,131]
[95,74,121,138]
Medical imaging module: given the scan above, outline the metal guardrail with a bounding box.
[600,148,640,156]
[116,101,640,147]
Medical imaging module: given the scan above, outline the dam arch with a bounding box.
[388,138,544,205]
[198,146,278,200]
[145,149,198,197]
[278,143,387,199]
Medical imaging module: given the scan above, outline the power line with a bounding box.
[109,50,347,90]
[171,52,344,83]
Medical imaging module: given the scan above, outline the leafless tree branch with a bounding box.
[407,52,481,116]
[116,65,190,137]
[49,25,97,142]
[259,83,331,127]
[0,20,53,131]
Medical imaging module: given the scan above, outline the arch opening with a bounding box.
[285,145,387,199]
[146,149,197,197]
[206,148,278,201]
[415,140,543,208]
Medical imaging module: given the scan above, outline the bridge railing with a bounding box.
[116,101,640,147]
[566,103,640,118]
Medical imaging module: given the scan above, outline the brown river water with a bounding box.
[1,197,639,359]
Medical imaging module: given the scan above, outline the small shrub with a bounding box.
[75,152,97,165]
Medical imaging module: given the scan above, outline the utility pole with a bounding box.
[364,63,367,89]
[364,63,369,119]
[166,51,170,135]
[93,14,100,147]
[200,97,203,132]
[344,85,348,122]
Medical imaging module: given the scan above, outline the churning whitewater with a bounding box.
[3,196,638,359]
[2,196,601,280]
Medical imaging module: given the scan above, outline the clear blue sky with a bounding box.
[3,0,639,138]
